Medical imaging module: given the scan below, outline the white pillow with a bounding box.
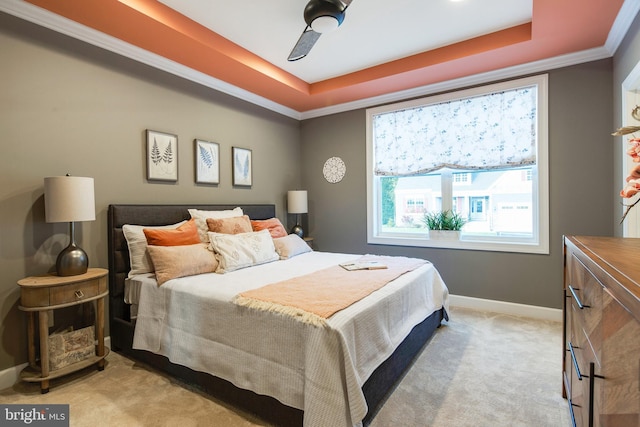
[123,221,186,277]
[209,229,279,273]
[189,207,243,243]
[273,234,313,259]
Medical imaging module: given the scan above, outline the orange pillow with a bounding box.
[251,218,287,238]
[143,219,200,246]
[206,215,252,234]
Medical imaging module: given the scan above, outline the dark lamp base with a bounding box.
[56,242,89,276]
[290,225,304,238]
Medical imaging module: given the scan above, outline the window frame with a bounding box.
[365,75,549,254]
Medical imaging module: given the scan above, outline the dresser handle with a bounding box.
[568,342,584,380]
[74,290,84,299]
[568,285,589,309]
[568,399,579,427]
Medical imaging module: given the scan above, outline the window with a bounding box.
[366,75,549,253]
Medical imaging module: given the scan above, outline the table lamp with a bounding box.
[287,190,308,238]
[44,175,95,276]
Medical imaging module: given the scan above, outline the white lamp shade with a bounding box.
[287,190,308,214]
[44,176,96,223]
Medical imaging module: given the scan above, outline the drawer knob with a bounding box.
[74,290,85,299]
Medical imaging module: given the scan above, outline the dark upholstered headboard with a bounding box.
[107,204,276,351]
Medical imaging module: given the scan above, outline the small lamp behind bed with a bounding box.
[44,175,95,276]
[287,190,308,238]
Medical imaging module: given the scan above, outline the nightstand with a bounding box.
[303,236,314,248]
[17,268,109,393]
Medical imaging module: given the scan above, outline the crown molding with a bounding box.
[605,0,640,55]
[299,46,612,119]
[2,0,637,121]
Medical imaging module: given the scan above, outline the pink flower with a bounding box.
[621,179,640,198]
[627,164,640,182]
[627,139,640,162]
[617,129,640,223]
[628,138,640,162]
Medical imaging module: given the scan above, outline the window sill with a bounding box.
[367,234,549,254]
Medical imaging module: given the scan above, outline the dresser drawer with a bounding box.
[568,304,602,426]
[599,291,640,424]
[568,255,603,361]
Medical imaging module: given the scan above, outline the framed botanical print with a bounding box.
[146,129,178,182]
[195,139,220,184]
[232,146,252,187]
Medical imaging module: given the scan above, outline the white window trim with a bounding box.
[366,75,549,254]
[620,61,640,237]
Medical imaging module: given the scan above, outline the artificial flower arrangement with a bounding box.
[614,105,640,223]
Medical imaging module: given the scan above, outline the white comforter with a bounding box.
[130,251,449,427]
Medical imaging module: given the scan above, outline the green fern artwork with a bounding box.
[146,130,177,181]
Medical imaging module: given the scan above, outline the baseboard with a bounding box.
[449,294,562,322]
[0,336,112,391]
[0,362,27,392]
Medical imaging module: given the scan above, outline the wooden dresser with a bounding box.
[563,236,640,427]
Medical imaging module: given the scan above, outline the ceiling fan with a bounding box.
[287,0,354,61]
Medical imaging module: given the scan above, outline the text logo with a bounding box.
[1,405,69,426]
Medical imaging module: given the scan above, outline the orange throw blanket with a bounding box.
[233,255,428,326]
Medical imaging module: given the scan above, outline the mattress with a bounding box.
[129,251,449,427]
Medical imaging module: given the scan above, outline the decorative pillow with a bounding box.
[123,221,186,277]
[206,215,252,235]
[147,244,219,285]
[209,229,279,273]
[273,234,313,259]
[188,207,243,243]
[250,218,287,238]
[143,219,200,246]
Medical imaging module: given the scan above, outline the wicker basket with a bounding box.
[48,325,95,370]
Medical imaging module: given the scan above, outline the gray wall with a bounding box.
[0,13,300,370]
[301,59,615,310]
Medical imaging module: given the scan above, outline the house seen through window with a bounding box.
[366,75,549,254]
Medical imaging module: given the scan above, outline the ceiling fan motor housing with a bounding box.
[304,0,345,33]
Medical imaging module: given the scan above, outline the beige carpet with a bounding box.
[1,307,570,426]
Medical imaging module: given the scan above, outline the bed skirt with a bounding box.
[111,307,445,426]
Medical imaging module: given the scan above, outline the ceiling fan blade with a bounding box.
[287,27,321,61]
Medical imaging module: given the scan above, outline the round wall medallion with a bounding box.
[323,156,346,183]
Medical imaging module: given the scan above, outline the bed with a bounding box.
[107,204,449,427]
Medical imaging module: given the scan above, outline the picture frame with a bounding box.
[232,146,252,187]
[195,139,220,184]
[146,129,178,182]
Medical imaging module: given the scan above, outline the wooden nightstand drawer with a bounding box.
[50,279,100,305]
[19,270,107,309]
